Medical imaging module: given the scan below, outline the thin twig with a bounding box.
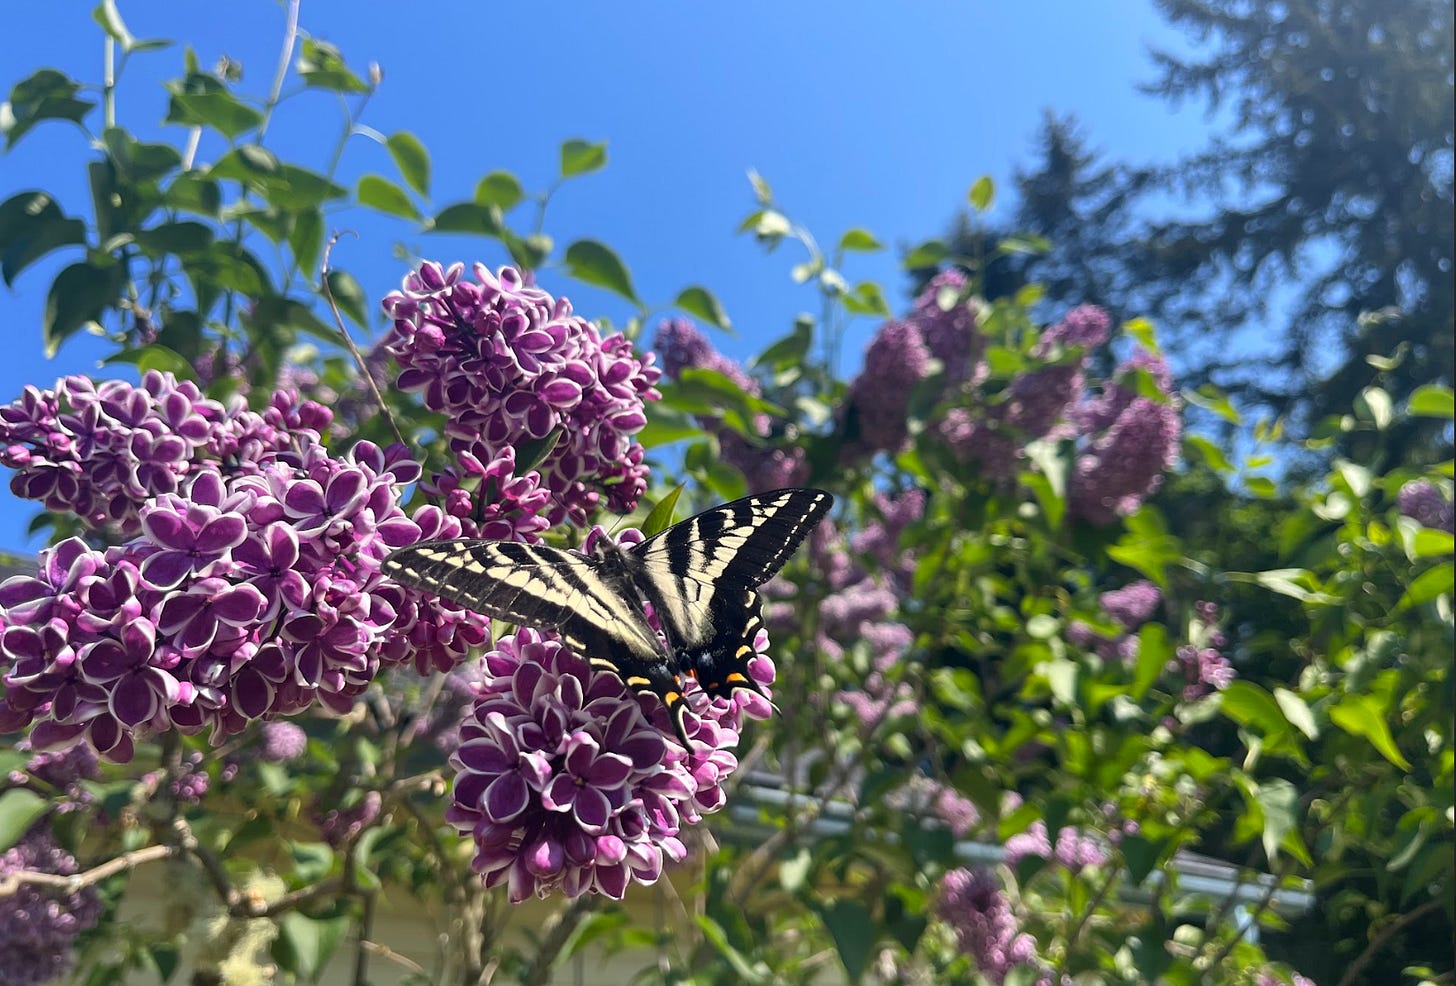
[1336,897,1445,986]
[359,938,428,976]
[0,843,175,897]
[519,895,599,986]
[320,233,407,447]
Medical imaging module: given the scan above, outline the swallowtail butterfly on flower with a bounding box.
[381,487,833,748]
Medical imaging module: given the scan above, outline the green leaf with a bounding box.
[1246,476,1277,498]
[1120,834,1162,885]
[1273,687,1318,740]
[1220,680,1290,740]
[968,175,995,212]
[514,428,563,475]
[560,138,607,178]
[1122,317,1159,351]
[837,227,882,252]
[842,281,890,318]
[997,234,1052,255]
[747,168,773,204]
[817,899,875,983]
[1408,384,1455,419]
[0,191,87,286]
[1183,384,1241,424]
[273,912,350,981]
[474,170,524,209]
[503,230,552,271]
[288,207,323,274]
[386,131,430,195]
[44,260,125,356]
[1,69,96,148]
[903,238,947,269]
[753,319,813,372]
[1396,562,1454,612]
[133,220,214,256]
[296,38,369,93]
[694,916,767,984]
[1132,623,1170,699]
[675,285,731,330]
[0,789,47,852]
[641,485,685,538]
[93,0,135,49]
[1251,777,1300,863]
[1185,435,1234,473]
[101,127,183,182]
[1411,528,1455,558]
[777,847,813,893]
[563,239,638,303]
[357,174,420,220]
[430,201,503,236]
[1329,694,1411,770]
[323,269,367,328]
[1354,386,1392,429]
[636,410,704,448]
[163,173,221,218]
[164,73,262,140]
[104,344,196,379]
[1045,658,1078,706]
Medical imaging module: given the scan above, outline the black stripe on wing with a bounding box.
[631,488,832,650]
[380,538,660,660]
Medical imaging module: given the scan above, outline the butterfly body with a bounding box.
[381,487,833,747]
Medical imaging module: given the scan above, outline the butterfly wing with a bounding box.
[380,538,685,710]
[630,487,833,700]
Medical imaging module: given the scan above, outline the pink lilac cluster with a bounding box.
[0,826,102,986]
[1067,351,1182,524]
[1003,820,1108,875]
[446,530,774,902]
[382,261,661,523]
[0,372,496,761]
[934,867,1049,986]
[1397,479,1454,532]
[652,319,808,492]
[1173,600,1235,702]
[910,270,984,390]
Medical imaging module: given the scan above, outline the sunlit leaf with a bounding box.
[386,131,430,194]
[564,239,638,303]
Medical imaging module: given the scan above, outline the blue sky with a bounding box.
[0,1,1215,551]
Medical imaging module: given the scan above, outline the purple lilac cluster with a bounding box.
[382,261,661,523]
[0,372,496,761]
[9,742,101,814]
[320,791,384,848]
[934,305,1113,481]
[935,867,1049,986]
[768,490,925,728]
[1003,820,1108,875]
[0,826,102,986]
[652,319,807,492]
[888,775,980,837]
[1068,351,1182,524]
[1098,580,1161,631]
[1173,600,1235,702]
[845,320,933,456]
[258,721,308,762]
[446,530,774,902]
[1397,479,1454,533]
